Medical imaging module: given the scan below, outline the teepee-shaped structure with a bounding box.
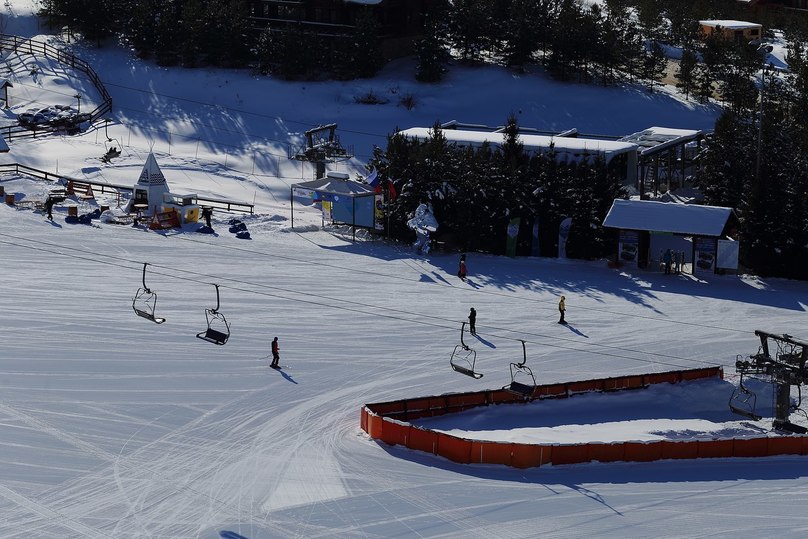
[127,152,170,214]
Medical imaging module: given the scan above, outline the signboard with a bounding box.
[374,194,384,231]
[694,237,717,273]
[716,239,739,270]
[618,230,639,264]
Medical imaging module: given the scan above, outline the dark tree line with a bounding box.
[368,118,625,259]
[698,35,808,279]
[40,0,254,67]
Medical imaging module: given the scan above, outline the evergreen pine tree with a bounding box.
[414,15,450,82]
[675,47,698,99]
[351,9,384,78]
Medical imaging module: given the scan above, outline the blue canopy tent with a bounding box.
[291,172,376,241]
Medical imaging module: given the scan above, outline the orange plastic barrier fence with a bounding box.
[512,444,552,468]
[624,441,663,462]
[733,437,768,458]
[661,440,699,460]
[552,444,590,465]
[380,419,411,447]
[471,440,513,466]
[645,372,680,385]
[437,434,472,464]
[362,366,732,469]
[366,412,384,439]
[588,442,626,463]
[698,439,734,459]
[567,380,603,393]
[766,436,804,456]
[407,426,439,455]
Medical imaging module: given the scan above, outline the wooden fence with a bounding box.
[0,34,112,142]
[0,162,255,214]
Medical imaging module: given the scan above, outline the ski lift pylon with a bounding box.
[196,283,230,345]
[132,262,165,324]
[450,322,482,379]
[503,340,537,399]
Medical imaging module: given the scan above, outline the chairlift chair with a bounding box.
[132,262,165,324]
[196,284,230,345]
[504,340,537,399]
[450,322,482,379]
[728,372,762,421]
[101,120,121,162]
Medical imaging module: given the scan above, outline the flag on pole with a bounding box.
[387,180,398,200]
[365,168,379,189]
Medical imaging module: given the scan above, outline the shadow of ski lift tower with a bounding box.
[289,123,354,179]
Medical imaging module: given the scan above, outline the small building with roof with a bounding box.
[618,126,705,197]
[126,152,200,225]
[397,124,640,186]
[699,19,762,42]
[603,199,740,274]
[291,171,377,241]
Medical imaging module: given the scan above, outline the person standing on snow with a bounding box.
[44,196,55,220]
[201,206,213,228]
[458,253,467,281]
[468,307,477,335]
[558,295,567,324]
[270,337,280,368]
[663,249,673,275]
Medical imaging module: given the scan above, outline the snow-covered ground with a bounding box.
[3,2,808,538]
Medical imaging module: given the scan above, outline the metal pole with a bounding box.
[756,65,764,185]
[290,186,294,230]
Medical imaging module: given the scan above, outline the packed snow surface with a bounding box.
[2,2,808,538]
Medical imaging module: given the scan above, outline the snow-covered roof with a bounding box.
[293,175,374,196]
[603,199,734,236]
[619,126,703,156]
[397,127,638,162]
[699,20,761,30]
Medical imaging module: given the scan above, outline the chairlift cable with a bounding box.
[0,233,737,370]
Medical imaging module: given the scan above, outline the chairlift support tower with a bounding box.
[731,330,808,433]
[290,123,353,179]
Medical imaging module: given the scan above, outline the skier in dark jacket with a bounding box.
[44,196,55,220]
[271,337,280,368]
[201,206,213,228]
[468,307,477,335]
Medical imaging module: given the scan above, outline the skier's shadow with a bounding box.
[464,278,481,289]
[48,220,62,228]
[278,369,298,384]
[564,324,588,338]
[475,334,496,348]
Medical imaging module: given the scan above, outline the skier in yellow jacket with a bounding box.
[558,295,566,324]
